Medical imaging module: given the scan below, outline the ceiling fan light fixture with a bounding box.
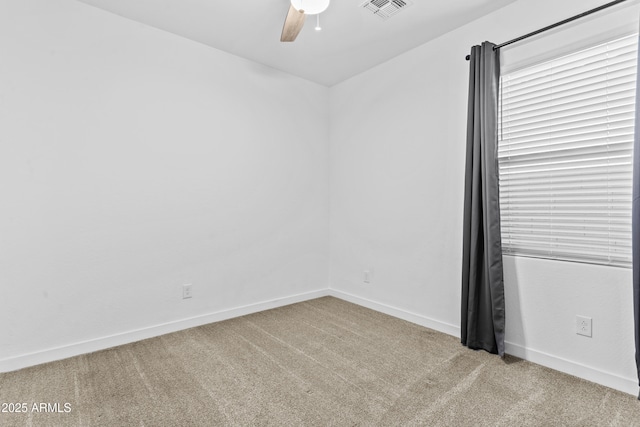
[290,0,330,15]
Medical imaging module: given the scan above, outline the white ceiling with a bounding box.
[77,0,517,86]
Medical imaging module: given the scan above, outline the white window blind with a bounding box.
[498,33,638,268]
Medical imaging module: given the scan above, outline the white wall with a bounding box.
[329,0,638,395]
[0,0,329,370]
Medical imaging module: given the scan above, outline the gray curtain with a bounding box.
[461,42,505,357]
[632,32,640,400]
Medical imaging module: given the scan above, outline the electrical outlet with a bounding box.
[576,315,592,337]
[182,284,193,299]
[363,270,372,284]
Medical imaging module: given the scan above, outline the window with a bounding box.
[498,34,638,267]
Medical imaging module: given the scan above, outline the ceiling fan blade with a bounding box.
[280,4,305,42]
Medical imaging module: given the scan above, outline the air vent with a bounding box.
[361,0,412,20]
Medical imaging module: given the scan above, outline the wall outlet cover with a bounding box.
[576,315,592,337]
[363,269,372,284]
[182,284,193,299]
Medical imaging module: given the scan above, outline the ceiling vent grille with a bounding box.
[361,0,412,20]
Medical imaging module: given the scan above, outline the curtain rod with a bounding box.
[465,0,630,60]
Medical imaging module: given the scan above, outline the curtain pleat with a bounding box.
[461,42,505,357]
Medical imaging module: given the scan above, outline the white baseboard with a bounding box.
[328,289,461,337]
[328,288,638,397]
[505,341,639,396]
[0,289,330,374]
[3,287,637,398]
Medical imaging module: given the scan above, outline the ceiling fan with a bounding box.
[280,0,330,42]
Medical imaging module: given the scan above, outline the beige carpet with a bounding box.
[1,296,640,426]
